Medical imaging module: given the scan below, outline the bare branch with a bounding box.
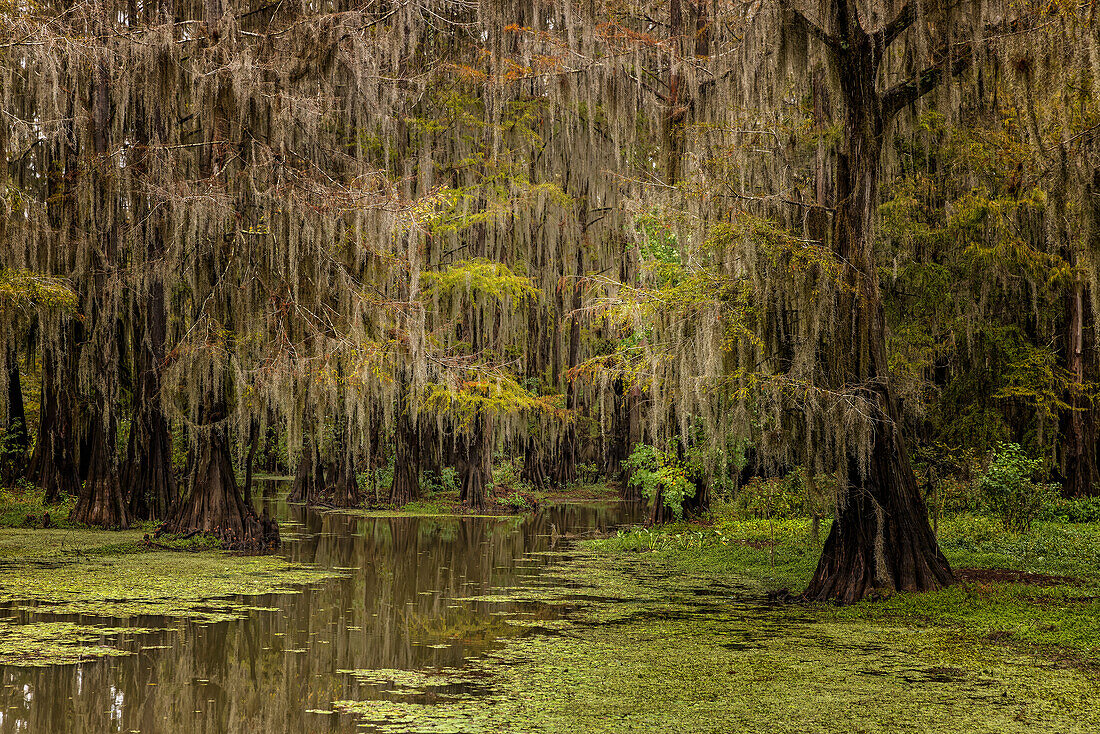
[882,50,970,121]
[778,0,840,50]
[877,1,914,48]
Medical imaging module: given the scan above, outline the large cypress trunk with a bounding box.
[328,455,361,508]
[123,282,176,520]
[324,421,361,508]
[72,30,125,529]
[458,410,491,512]
[70,419,129,528]
[288,437,323,503]
[807,430,953,602]
[521,434,551,491]
[390,405,420,505]
[124,72,176,521]
[804,30,953,602]
[420,418,442,480]
[164,398,278,550]
[30,345,81,504]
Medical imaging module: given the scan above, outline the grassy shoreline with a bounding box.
[583,504,1100,668]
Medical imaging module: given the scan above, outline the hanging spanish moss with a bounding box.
[2,0,1098,591]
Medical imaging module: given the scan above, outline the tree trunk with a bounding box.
[666,0,685,184]
[390,403,420,505]
[123,57,176,521]
[72,27,124,528]
[288,437,323,503]
[459,410,491,512]
[521,434,550,491]
[420,418,442,480]
[603,378,630,481]
[165,398,278,550]
[649,487,673,524]
[2,344,28,485]
[31,345,82,504]
[70,420,130,528]
[243,417,259,507]
[553,248,584,486]
[804,30,953,602]
[324,420,360,508]
[328,455,361,508]
[123,281,176,520]
[1062,228,1097,496]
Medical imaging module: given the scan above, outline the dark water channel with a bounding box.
[0,482,642,733]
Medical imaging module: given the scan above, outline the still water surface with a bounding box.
[0,482,640,733]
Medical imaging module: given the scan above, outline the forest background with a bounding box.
[2,0,1099,602]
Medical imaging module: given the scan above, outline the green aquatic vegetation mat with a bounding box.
[334,551,1100,733]
[0,550,335,621]
[0,527,339,664]
[588,514,1100,662]
[0,620,157,666]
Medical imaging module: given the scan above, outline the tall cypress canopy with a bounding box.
[2,0,1098,597]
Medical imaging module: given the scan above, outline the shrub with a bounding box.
[622,444,696,520]
[976,442,1059,533]
[574,462,601,485]
[1040,496,1100,524]
[501,490,530,510]
[421,467,459,495]
[733,467,833,520]
[491,460,532,495]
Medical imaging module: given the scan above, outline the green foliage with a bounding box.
[490,460,532,496]
[0,484,77,528]
[622,444,695,520]
[574,462,601,485]
[375,454,396,494]
[1041,496,1100,524]
[0,419,26,483]
[422,374,563,426]
[632,209,682,268]
[0,527,337,623]
[500,490,530,510]
[603,526,717,552]
[0,268,78,318]
[421,467,459,496]
[976,443,1060,533]
[880,108,1086,465]
[936,515,1100,580]
[937,513,1003,545]
[421,258,539,304]
[734,467,833,520]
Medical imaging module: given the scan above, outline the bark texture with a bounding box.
[164,400,278,550]
[390,406,421,505]
[459,411,492,512]
[800,4,955,601]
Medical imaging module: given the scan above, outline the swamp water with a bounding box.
[0,481,1097,733]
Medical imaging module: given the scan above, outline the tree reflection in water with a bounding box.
[0,481,640,733]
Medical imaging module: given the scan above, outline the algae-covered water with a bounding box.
[0,483,637,732]
[0,483,1097,733]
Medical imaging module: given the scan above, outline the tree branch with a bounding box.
[881,50,970,121]
[778,0,840,50]
[877,1,914,48]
